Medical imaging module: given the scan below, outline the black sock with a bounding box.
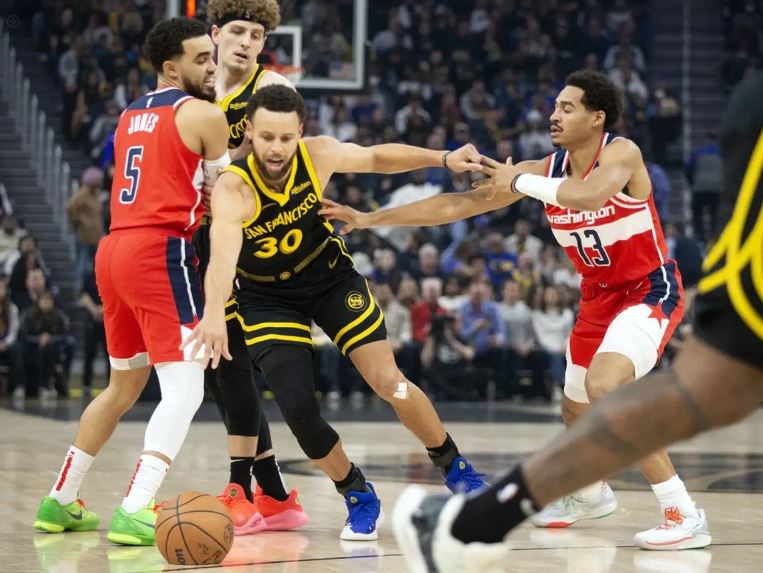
[427,433,460,475]
[450,465,540,544]
[229,456,255,502]
[333,463,370,496]
[253,455,289,502]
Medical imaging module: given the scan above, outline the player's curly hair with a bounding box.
[565,70,622,130]
[144,18,208,73]
[246,85,307,123]
[207,0,281,32]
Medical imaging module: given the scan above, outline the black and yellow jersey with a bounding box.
[216,64,268,149]
[225,140,347,282]
[694,72,763,366]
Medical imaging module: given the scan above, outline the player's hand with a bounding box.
[202,184,214,211]
[318,198,371,235]
[444,144,482,173]
[230,136,252,161]
[181,312,232,369]
[472,156,528,199]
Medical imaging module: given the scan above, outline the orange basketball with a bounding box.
[156,492,234,565]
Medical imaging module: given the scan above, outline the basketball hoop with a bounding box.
[269,64,304,86]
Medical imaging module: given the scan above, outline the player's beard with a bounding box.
[253,150,297,184]
[183,72,216,103]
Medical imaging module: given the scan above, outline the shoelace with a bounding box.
[152,501,167,515]
[76,499,87,509]
[459,468,487,492]
[657,507,684,529]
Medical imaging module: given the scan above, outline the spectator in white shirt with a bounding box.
[532,286,574,389]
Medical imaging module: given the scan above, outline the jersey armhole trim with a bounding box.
[224,164,262,227]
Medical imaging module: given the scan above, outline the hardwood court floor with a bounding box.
[2,398,762,573]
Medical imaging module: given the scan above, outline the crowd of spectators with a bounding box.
[6,0,751,401]
[0,184,80,401]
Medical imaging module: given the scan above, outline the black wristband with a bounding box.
[510,173,523,193]
[442,150,453,169]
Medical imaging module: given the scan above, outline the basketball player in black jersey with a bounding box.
[387,73,763,573]
[185,85,488,540]
[195,0,307,535]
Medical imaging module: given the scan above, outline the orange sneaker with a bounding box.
[254,485,308,531]
[217,483,266,536]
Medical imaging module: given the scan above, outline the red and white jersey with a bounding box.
[110,87,204,240]
[544,133,672,289]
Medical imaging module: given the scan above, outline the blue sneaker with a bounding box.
[340,482,383,541]
[445,457,487,493]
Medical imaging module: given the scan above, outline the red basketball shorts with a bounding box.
[565,262,684,403]
[95,231,203,368]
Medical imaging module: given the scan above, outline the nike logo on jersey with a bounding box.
[328,254,340,269]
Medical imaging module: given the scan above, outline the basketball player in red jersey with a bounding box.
[33,18,232,546]
[321,70,709,550]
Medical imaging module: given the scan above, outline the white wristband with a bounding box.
[513,173,564,207]
[203,151,232,186]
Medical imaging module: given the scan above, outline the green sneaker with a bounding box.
[106,502,159,546]
[33,497,100,533]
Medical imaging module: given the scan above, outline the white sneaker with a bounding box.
[634,507,712,551]
[12,386,25,399]
[531,483,617,528]
[393,485,509,573]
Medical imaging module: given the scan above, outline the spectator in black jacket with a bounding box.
[19,291,70,399]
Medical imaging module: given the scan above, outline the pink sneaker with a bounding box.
[254,485,308,531]
[217,483,267,536]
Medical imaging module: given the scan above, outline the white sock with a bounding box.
[49,446,94,505]
[651,475,697,517]
[121,454,169,514]
[575,480,605,502]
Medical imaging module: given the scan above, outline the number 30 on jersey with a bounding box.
[254,229,303,259]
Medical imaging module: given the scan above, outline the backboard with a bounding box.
[184,0,367,92]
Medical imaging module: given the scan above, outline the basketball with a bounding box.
[155,492,234,566]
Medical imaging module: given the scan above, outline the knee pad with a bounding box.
[258,345,339,459]
[145,361,205,460]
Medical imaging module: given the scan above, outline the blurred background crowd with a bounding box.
[0,0,760,402]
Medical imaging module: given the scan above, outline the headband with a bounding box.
[214,11,264,29]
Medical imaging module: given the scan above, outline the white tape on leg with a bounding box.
[392,381,408,399]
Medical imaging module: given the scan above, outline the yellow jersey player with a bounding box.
[185,85,487,540]
[196,0,306,536]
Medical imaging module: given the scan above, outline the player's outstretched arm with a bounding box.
[320,186,522,233]
[182,172,250,368]
[305,135,482,176]
[318,157,543,233]
[473,139,640,211]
